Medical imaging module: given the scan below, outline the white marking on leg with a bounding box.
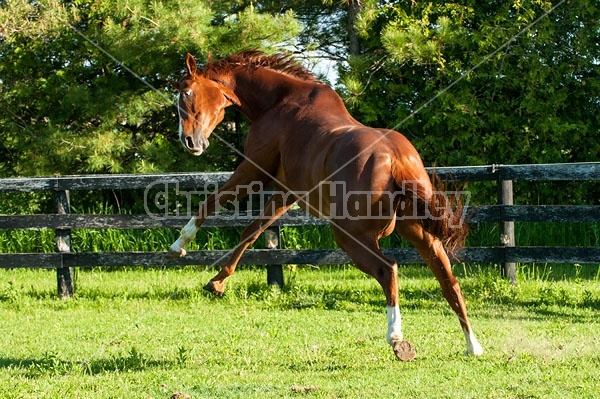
[463,327,483,356]
[169,217,198,254]
[386,305,403,345]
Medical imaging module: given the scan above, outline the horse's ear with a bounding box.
[221,86,240,107]
[207,51,213,65]
[185,53,197,76]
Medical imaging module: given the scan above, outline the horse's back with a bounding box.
[275,83,431,195]
[324,126,429,184]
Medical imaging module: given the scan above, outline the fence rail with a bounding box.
[2,247,599,269]
[1,204,600,231]
[1,162,599,297]
[1,162,598,193]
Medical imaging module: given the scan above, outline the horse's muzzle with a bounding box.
[182,135,209,156]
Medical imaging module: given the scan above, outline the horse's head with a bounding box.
[173,53,239,156]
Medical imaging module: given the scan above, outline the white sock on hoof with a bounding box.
[386,305,403,345]
[463,328,483,356]
[170,217,198,253]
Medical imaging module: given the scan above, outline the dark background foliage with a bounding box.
[0,0,598,211]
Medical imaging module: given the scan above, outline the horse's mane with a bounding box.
[201,50,319,83]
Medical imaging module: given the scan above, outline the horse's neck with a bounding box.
[229,69,301,121]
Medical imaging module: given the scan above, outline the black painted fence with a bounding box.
[1,162,599,297]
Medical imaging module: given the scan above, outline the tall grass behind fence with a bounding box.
[1,195,598,255]
[1,206,599,264]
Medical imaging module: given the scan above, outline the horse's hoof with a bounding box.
[203,281,224,296]
[166,247,186,259]
[465,345,484,357]
[392,340,416,362]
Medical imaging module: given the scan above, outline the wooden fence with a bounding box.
[1,162,599,298]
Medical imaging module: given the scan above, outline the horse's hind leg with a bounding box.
[396,218,483,356]
[204,192,295,295]
[332,226,415,361]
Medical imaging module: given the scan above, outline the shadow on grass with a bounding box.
[0,349,176,378]
[80,353,174,375]
[4,263,598,317]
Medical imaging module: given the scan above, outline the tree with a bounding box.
[335,0,599,204]
[1,0,597,206]
[0,0,300,177]
[341,0,599,169]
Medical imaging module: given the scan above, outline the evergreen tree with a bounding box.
[341,0,599,170]
[1,1,597,205]
[0,0,300,176]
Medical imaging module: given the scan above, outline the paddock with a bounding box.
[1,161,599,398]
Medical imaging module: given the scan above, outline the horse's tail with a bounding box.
[421,173,469,256]
[396,170,469,257]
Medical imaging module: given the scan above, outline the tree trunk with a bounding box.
[348,0,361,56]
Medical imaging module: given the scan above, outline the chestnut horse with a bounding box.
[168,50,483,360]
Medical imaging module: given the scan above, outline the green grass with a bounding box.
[1,265,599,398]
[1,207,599,397]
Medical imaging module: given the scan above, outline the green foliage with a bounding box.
[1,2,598,215]
[0,0,300,177]
[340,0,600,183]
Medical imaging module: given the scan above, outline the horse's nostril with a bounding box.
[185,136,194,149]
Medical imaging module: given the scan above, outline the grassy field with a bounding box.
[1,263,599,399]
[0,215,599,398]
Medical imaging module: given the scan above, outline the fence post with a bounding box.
[264,226,284,288]
[498,177,516,285]
[55,189,74,298]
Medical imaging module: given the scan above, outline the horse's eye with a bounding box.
[183,89,192,97]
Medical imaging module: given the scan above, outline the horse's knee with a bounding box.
[377,262,397,284]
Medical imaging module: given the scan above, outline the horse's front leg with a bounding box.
[166,188,233,258]
[204,192,296,295]
[166,166,269,258]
